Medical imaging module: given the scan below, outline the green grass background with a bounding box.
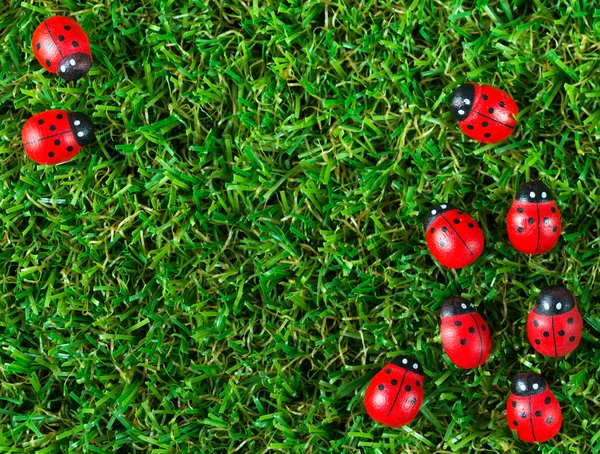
[0,0,599,452]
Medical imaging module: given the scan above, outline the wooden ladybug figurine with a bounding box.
[22,110,94,165]
[506,372,562,443]
[440,297,492,369]
[449,83,518,143]
[32,16,92,81]
[507,182,562,255]
[364,356,424,428]
[424,204,484,269]
[527,285,583,357]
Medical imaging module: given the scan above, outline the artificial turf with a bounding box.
[0,0,599,452]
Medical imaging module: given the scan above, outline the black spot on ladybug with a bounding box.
[467,222,474,228]
[488,108,494,114]
[484,133,491,138]
[517,207,524,213]
[405,385,411,392]
[48,152,55,158]
[511,401,516,408]
[46,59,51,67]
[430,228,435,234]
[500,101,505,108]
[543,331,549,337]
[441,226,448,233]
[410,398,416,405]
[467,125,474,130]
[453,219,460,224]
[533,320,539,327]
[481,324,486,331]
[513,420,518,427]
[528,217,534,224]
[551,207,556,213]
[553,226,558,232]
[64,25,71,30]
[547,417,553,423]
[49,125,56,132]
[455,321,462,327]
[38,119,44,125]
[36,43,41,50]
[58,35,65,42]
[440,241,446,247]
[416,380,421,387]
[569,336,576,342]
[558,330,565,336]
[521,412,526,418]
[457,211,464,214]
[57,114,63,119]
[67,146,74,152]
[535,339,541,345]
[378,384,384,390]
[385,368,391,374]
[517,227,524,233]
[544,217,550,224]
[535,410,542,417]
[567,317,574,324]
[482,121,488,127]
[54,140,60,145]
[73,41,79,47]
[391,379,398,386]
[468,327,475,333]
[482,94,488,100]
[545,397,551,404]
[460,338,467,345]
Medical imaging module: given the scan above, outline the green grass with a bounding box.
[0,0,599,452]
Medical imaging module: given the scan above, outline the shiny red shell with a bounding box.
[449,83,518,143]
[364,357,424,428]
[32,16,92,81]
[440,298,492,369]
[424,205,484,269]
[507,373,562,443]
[22,110,93,165]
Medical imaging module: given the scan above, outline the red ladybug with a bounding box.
[527,285,583,357]
[449,83,518,143]
[507,182,562,255]
[364,356,424,428]
[32,16,92,81]
[22,110,94,165]
[440,297,492,369]
[506,372,562,443]
[424,204,484,269]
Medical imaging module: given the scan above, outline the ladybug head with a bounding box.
[449,84,475,121]
[67,112,95,146]
[441,297,475,317]
[534,285,576,316]
[511,372,547,396]
[423,204,454,229]
[390,356,423,376]
[515,182,554,203]
[57,53,92,82]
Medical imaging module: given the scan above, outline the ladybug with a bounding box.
[32,16,92,81]
[527,285,583,357]
[506,372,562,443]
[507,182,562,255]
[364,355,424,428]
[22,110,94,165]
[440,297,492,369]
[424,204,484,269]
[449,83,518,143]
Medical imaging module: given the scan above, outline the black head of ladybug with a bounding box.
[390,355,423,376]
[67,112,95,146]
[57,53,92,81]
[449,84,475,121]
[534,285,575,316]
[423,203,454,229]
[511,372,547,396]
[515,182,554,203]
[441,297,475,317]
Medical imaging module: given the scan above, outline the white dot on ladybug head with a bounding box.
[441,204,447,209]
[542,192,547,198]
[530,192,536,198]
[402,358,408,364]
[431,209,437,215]
[61,65,67,72]
[532,383,539,390]
[74,120,81,126]
[464,99,470,105]
[77,131,84,137]
[544,302,550,310]
[556,302,562,310]
[458,109,465,115]
[70,59,76,66]
[412,363,418,369]
[461,303,467,309]
[519,383,527,391]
